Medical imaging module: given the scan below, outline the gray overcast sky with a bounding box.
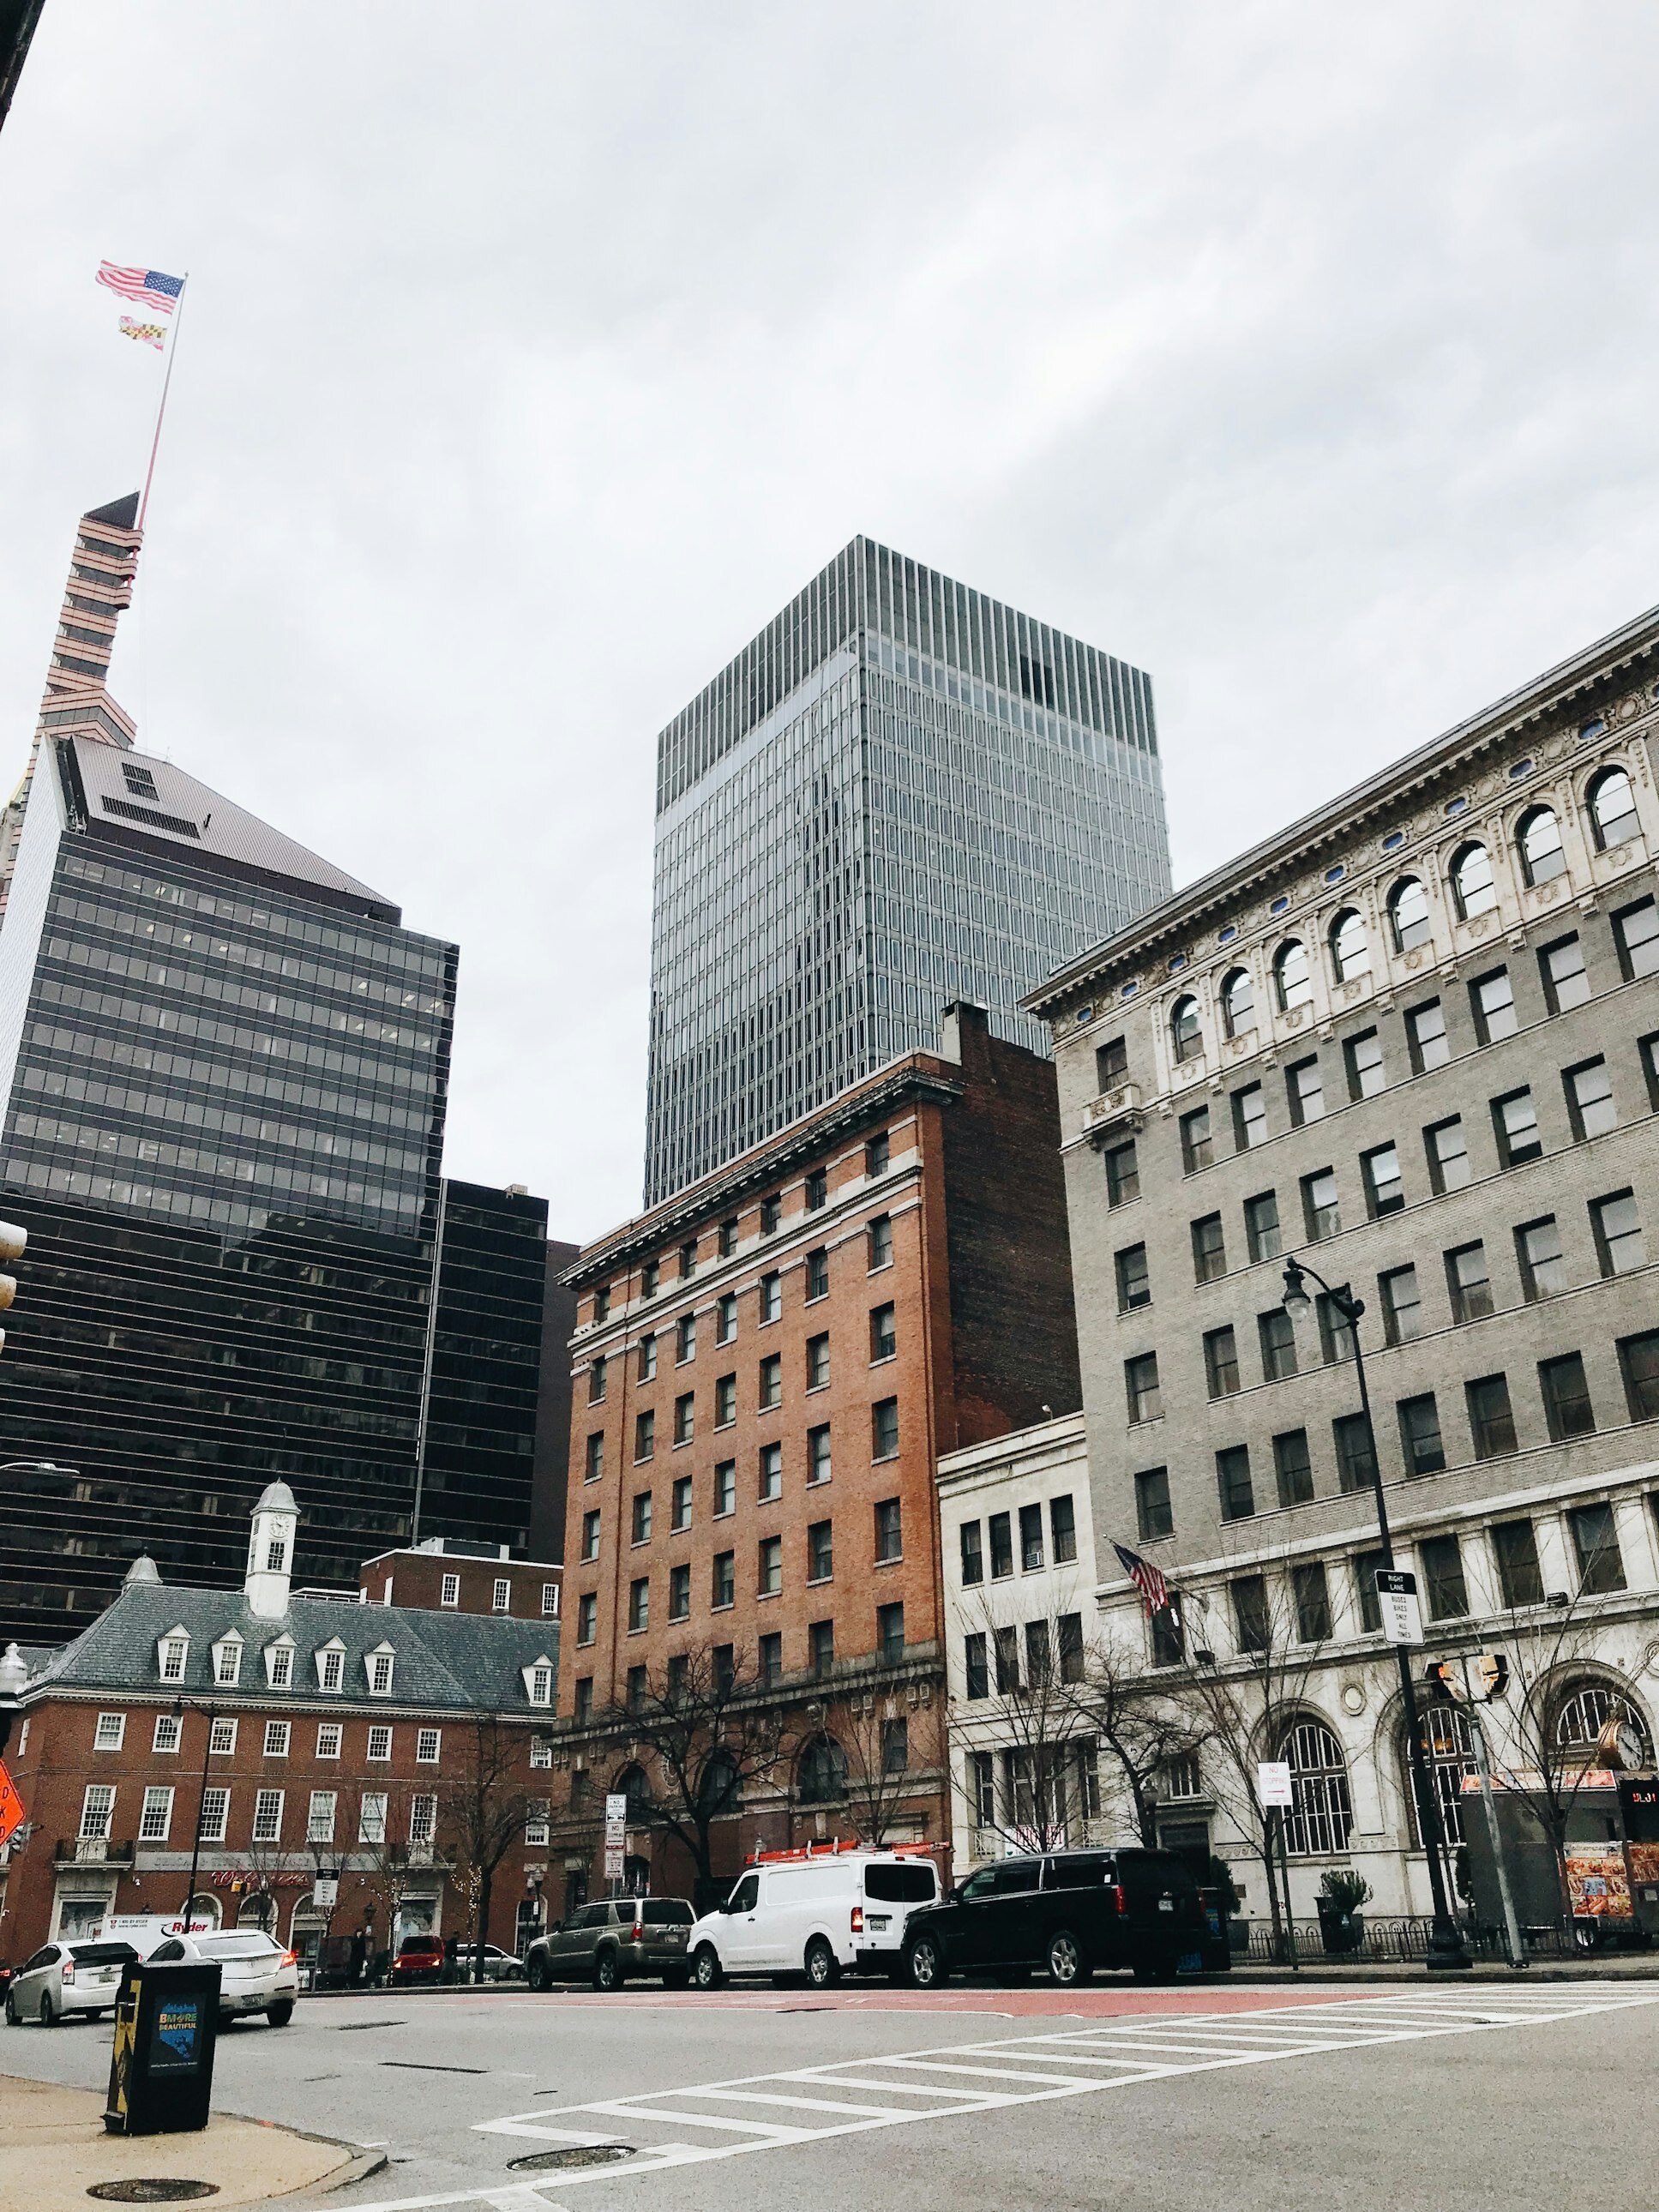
[3,3,1658,1241]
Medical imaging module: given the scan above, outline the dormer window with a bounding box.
[366,1645,395,1696]
[212,1633,243,1687]
[158,1631,189,1683]
[265,1638,296,1690]
[316,1642,346,1692]
[523,1656,555,1707]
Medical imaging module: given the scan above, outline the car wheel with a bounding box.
[526,1955,550,1993]
[905,1935,947,1990]
[803,1939,840,1990]
[39,1993,57,2028]
[661,1967,690,1990]
[593,1949,623,1993]
[691,1945,724,1991]
[3,1993,17,2027]
[1045,1929,1089,1987]
[267,2000,295,2027]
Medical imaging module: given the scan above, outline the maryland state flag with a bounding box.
[0,1759,25,1851]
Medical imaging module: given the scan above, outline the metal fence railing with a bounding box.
[1235,1914,1608,1964]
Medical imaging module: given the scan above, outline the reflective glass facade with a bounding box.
[645,538,1169,1201]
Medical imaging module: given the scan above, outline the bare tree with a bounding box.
[336,1780,430,1972]
[442,1718,535,1983]
[1067,1632,1208,1849]
[957,1593,1097,1856]
[838,1690,941,1848]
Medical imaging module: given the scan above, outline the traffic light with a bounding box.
[0,1219,25,1355]
[1475,1653,1509,1701]
[1424,1661,1457,1700]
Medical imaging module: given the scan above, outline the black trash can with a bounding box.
[105,1958,222,2135]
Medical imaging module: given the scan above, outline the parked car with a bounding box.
[4,1937,140,2026]
[687,1848,942,1991]
[388,1933,447,1986]
[525,1897,695,1991]
[147,1931,299,2026]
[448,1943,526,1983]
[901,1848,1212,1988]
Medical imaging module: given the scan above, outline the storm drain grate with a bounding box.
[87,2185,219,2203]
[508,2146,635,2173]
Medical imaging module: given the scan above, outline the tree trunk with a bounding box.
[473,1868,494,1986]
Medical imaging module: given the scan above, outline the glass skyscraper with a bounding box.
[644,537,1171,1201]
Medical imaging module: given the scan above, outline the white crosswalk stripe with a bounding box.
[338,1987,1659,2212]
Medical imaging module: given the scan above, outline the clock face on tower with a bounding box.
[1613,1721,1645,1772]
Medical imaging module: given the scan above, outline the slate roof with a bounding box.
[21,1582,558,1716]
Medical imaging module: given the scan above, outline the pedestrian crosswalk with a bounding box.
[343,1986,1659,2211]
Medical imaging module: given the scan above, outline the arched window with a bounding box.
[1273,940,1312,1014]
[616,1763,652,1822]
[1220,967,1255,1039]
[1388,876,1431,953]
[1328,909,1369,983]
[695,1748,739,1818]
[1169,995,1202,1064]
[1404,1704,1474,1847]
[1553,1680,1652,1763]
[1278,1717,1352,1856]
[1450,842,1497,921]
[1516,806,1566,887]
[1587,766,1639,852]
[796,1734,848,1806]
[237,1891,277,1932]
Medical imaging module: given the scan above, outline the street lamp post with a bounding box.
[1282,1256,1471,1972]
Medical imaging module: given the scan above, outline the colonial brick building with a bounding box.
[548,1004,1079,1913]
[0,1484,562,1969]
[357,1537,562,1624]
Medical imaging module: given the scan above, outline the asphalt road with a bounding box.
[6,1978,1655,2212]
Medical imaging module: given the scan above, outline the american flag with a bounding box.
[96,262,183,315]
[1113,1540,1175,1620]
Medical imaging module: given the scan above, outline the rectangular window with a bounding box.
[1103,1139,1139,1206]
[1050,1494,1077,1563]
[1406,998,1450,1073]
[868,1215,893,1270]
[1190,1217,1224,1284]
[1134,1466,1173,1541]
[409,1794,437,1847]
[758,1535,783,1597]
[93,1711,126,1752]
[758,1441,782,1500]
[1096,1035,1128,1090]
[713,1372,736,1427]
[1126,1351,1162,1423]
[1493,1518,1545,1609]
[876,1602,905,1662]
[1301,1167,1340,1241]
[809,1619,835,1678]
[872,1397,899,1459]
[1287,1055,1325,1127]
[718,1216,738,1258]
[994,1625,1019,1692]
[1539,934,1591,1013]
[1273,1428,1314,1507]
[1590,1189,1644,1277]
[807,1518,834,1584]
[716,1291,737,1343]
[806,1422,832,1485]
[641,1259,660,1300]
[439,1572,460,1608]
[1151,1606,1185,1666]
[1232,1083,1266,1151]
[358,1792,388,1844]
[139,1786,174,1844]
[668,1561,691,1621]
[806,1247,830,1300]
[1345,1029,1386,1101]
[1398,1392,1446,1476]
[252,1789,284,1845]
[1378,1264,1423,1345]
[628,1577,649,1632]
[366,1723,393,1761]
[1180,1105,1213,1173]
[805,1166,827,1211]
[1361,1142,1406,1218]
[1421,1533,1469,1620]
[1517,1216,1566,1300]
[1619,1329,1659,1422]
[1293,1562,1332,1644]
[414,1727,441,1765]
[304,1790,336,1846]
[959,1518,983,1584]
[806,1332,830,1389]
[670,1473,693,1531]
[1018,1500,1043,1572]
[1465,1373,1518,1459]
[712,1550,735,1608]
[584,1432,604,1484]
[989,1511,1013,1578]
[759,1271,782,1325]
[1446,1241,1494,1322]
[1259,1305,1298,1379]
[638,1334,658,1381]
[875,1498,904,1564]
[1569,1502,1627,1597]
[1315,1291,1355,1366]
[1118,1241,1154,1307]
[80,1782,116,1838]
[1425,1115,1473,1193]
[1613,896,1659,981]
[316,1722,342,1758]
[870,1303,899,1362]
[680,1237,698,1281]
[964,1631,989,1701]
[575,1592,597,1644]
[263,1719,291,1758]
[1334,1411,1378,1494]
[1217,1445,1255,1522]
[587,1355,607,1404]
[760,1195,781,1236]
[758,1631,783,1687]
[1493,1088,1542,1167]
[580,1508,602,1563]
[1204,1325,1240,1398]
[676,1313,696,1364]
[866,1129,892,1175]
[1024,1620,1053,1688]
[1540,1351,1596,1440]
[634,1409,655,1462]
[572,1677,593,1723]
[1354,1547,1387,1633]
[1470,968,1518,1043]
[631,1489,652,1544]
[1244,1191,1281,1263]
[198,1788,230,1845]
[758,1353,782,1409]
[592,1283,610,1321]
[1565,1058,1616,1140]
[1231,1575,1270,1655]
[714,1459,736,1515]
[1058,1612,1085,1685]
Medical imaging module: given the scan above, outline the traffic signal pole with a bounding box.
[1458,1659,1527,1971]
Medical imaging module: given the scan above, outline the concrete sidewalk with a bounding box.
[1228,1953,1659,1983]
[0,2075,381,2212]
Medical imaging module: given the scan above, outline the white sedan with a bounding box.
[4,1937,141,2026]
[148,1931,299,2026]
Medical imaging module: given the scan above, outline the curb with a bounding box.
[217,2109,390,2201]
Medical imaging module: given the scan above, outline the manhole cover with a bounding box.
[508,2146,634,2172]
[87,2185,219,2204]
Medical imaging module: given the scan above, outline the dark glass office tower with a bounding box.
[0,734,458,1637]
[644,538,1171,1202]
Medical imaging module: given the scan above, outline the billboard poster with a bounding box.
[1564,1842,1631,1920]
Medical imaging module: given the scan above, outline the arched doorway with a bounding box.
[183,1891,221,1934]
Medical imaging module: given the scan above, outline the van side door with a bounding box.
[718,1872,765,1972]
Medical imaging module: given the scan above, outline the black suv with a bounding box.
[902,1849,1214,1987]
[524,1898,695,1992]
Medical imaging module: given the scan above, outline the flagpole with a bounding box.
[136,273,189,533]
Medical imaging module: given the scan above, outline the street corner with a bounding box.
[0,2072,382,2212]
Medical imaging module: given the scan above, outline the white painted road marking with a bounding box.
[338,1987,1659,2211]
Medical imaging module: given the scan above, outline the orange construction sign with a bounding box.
[0,1759,24,1851]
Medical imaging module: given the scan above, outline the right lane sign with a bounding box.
[1375,1568,1424,1646]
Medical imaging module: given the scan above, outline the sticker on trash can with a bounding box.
[149,1998,204,2071]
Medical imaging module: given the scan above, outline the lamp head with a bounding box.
[1282,1259,1312,1319]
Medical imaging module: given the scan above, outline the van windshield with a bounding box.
[863,1864,936,1902]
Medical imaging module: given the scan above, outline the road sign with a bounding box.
[0,1759,26,1851]
[312,1875,339,1909]
[1256,1759,1293,1809]
[603,1846,625,1881]
[1375,1568,1423,1647]
[604,1792,628,1844]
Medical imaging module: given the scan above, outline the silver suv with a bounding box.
[524,1898,694,1992]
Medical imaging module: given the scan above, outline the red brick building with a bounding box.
[357,1539,562,1624]
[549,1006,1079,1913]
[0,1485,563,1971]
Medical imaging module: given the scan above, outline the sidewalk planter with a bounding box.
[1316,1902,1365,1956]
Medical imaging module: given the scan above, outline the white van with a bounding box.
[686,1848,941,1989]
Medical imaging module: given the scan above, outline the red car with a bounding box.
[388,1934,445,1986]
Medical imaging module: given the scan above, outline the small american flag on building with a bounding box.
[97,262,183,315]
[1113,1540,1175,1620]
